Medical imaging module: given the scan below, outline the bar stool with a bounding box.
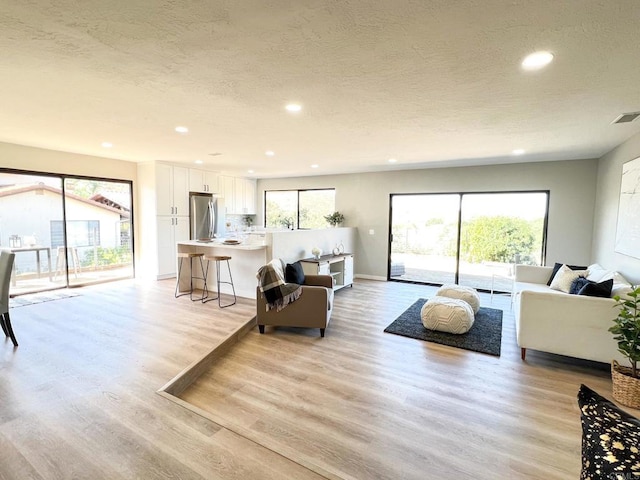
[202,255,237,308]
[175,252,207,301]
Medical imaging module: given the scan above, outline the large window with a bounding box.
[265,189,335,229]
[389,191,548,292]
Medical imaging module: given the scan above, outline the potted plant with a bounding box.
[609,285,640,408]
[324,211,345,227]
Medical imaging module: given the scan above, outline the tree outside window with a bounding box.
[265,189,335,229]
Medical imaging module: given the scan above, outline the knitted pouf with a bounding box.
[435,284,481,314]
[420,296,475,334]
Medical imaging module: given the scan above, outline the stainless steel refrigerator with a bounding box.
[189,193,225,240]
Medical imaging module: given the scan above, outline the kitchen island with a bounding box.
[176,240,268,299]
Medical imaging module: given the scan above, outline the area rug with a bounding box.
[9,290,80,308]
[384,298,503,356]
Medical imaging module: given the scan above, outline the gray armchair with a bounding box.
[256,274,334,337]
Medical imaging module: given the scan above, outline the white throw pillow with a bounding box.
[586,263,607,282]
[550,264,589,293]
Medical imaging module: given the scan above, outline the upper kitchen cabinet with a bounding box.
[155,163,189,216]
[219,175,235,213]
[219,176,256,214]
[189,169,219,193]
[236,177,257,215]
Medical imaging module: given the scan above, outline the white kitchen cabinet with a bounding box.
[300,254,354,291]
[137,161,192,279]
[231,177,257,214]
[156,163,189,216]
[156,216,190,277]
[189,169,219,193]
[217,176,256,214]
[220,175,236,213]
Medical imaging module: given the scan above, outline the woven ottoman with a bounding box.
[435,284,481,314]
[420,296,475,334]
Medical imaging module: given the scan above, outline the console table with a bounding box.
[300,253,354,291]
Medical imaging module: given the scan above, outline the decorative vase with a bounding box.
[611,360,640,409]
[311,247,322,260]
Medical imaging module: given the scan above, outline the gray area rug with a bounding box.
[10,290,80,308]
[384,298,503,356]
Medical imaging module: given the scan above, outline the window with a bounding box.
[265,189,335,229]
[51,220,100,248]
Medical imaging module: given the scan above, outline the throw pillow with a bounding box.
[569,276,591,295]
[285,261,305,284]
[547,262,589,286]
[578,278,613,298]
[549,264,588,293]
[577,384,640,479]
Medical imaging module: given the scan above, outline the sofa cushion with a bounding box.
[569,276,591,295]
[285,261,306,285]
[586,263,608,282]
[578,279,613,298]
[577,384,640,479]
[550,264,589,293]
[547,262,588,286]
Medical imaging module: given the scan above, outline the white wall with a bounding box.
[257,159,599,278]
[592,130,640,284]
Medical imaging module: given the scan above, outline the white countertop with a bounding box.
[178,240,266,251]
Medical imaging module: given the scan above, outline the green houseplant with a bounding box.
[609,285,640,408]
[324,211,345,227]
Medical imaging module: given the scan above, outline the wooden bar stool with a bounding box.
[202,255,236,308]
[175,252,207,301]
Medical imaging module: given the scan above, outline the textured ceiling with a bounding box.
[1,0,639,178]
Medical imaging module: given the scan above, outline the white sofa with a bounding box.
[513,264,632,364]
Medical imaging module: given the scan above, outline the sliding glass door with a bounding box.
[62,178,133,286]
[389,194,460,285]
[458,192,548,292]
[389,191,548,292]
[0,173,64,295]
[0,170,133,295]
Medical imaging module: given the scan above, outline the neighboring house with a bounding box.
[0,183,126,274]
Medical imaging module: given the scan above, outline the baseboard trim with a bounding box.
[355,274,387,281]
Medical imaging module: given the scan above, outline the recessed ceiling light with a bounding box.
[194,159,203,164]
[512,149,526,155]
[311,164,319,169]
[248,169,254,174]
[101,142,113,148]
[175,126,189,134]
[265,150,275,156]
[521,51,554,70]
[388,158,397,163]
[285,103,302,112]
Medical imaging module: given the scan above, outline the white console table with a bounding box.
[300,254,354,291]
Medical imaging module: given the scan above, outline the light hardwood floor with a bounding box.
[0,278,631,479]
